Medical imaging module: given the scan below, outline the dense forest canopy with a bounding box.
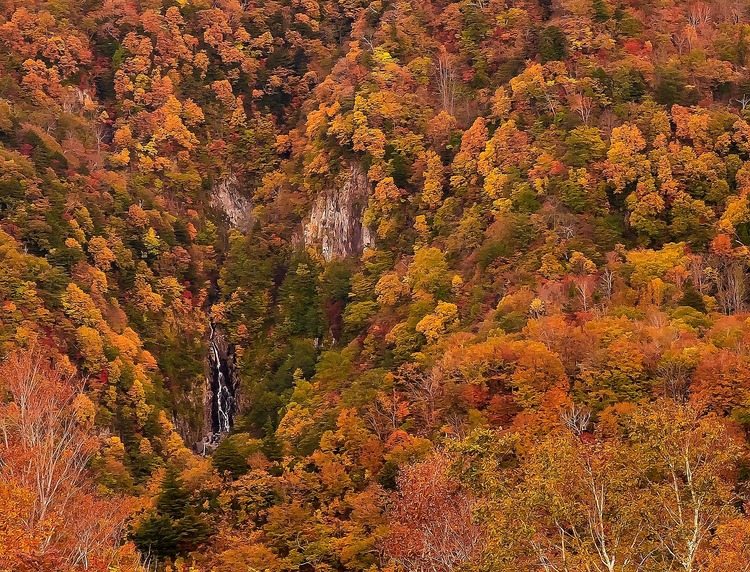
[5,0,750,570]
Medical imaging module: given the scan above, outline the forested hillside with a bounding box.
[4,0,750,570]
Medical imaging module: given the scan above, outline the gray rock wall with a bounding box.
[303,164,372,261]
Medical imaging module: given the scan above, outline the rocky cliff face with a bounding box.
[197,321,238,455]
[303,164,372,261]
[210,173,254,230]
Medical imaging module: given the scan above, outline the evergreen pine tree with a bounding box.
[156,465,190,520]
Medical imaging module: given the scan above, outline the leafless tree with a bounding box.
[687,2,712,27]
[0,348,99,551]
[601,268,615,301]
[404,367,446,432]
[688,254,708,294]
[543,87,559,119]
[714,0,745,22]
[364,387,405,440]
[644,435,729,572]
[673,28,691,55]
[730,0,746,23]
[560,404,591,435]
[714,260,746,314]
[94,121,109,156]
[573,92,594,125]
[530,444,652,572]
[434,50,457,116]
[573,273,597,312]
[361,35,375,53]
[657,359,693,404]
[734,93,750,111]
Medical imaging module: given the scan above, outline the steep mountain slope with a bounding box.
[3,0,750,570]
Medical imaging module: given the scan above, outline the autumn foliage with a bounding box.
[381,454,485,572]
[0,348,136,571]
[6,0,750,570]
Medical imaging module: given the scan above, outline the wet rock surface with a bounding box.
[198,322,237,454]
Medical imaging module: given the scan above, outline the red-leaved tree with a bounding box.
[0,347,134,571]
[381,453,485,572]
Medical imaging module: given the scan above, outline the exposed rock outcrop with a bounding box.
[303,164,372,261]
[210,173,254,230]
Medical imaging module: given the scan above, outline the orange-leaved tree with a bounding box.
[381,453,485,572]
[0,347,137,571]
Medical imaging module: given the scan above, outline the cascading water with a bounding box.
[202,321,237,452]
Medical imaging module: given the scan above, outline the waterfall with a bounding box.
[206,321,237,445]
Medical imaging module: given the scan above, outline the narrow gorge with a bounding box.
[201,321,238,453]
